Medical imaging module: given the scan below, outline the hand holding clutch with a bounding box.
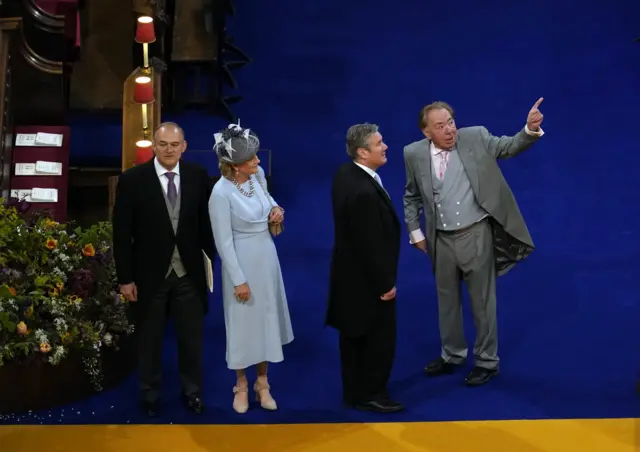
[268,206,284,224]
[268,207,284,236]
[256,175,284,237]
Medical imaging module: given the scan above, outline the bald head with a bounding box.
[154,122,185,141]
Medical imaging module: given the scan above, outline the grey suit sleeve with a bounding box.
[480,126,542,159]
[402,146,423,232]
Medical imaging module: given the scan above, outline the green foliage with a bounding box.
[0,200,133,387]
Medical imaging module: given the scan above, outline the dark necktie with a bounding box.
[165,172,177,207]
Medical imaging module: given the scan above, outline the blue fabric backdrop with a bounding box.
[45,0,640,424]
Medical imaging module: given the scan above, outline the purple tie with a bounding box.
[165,172,177,207]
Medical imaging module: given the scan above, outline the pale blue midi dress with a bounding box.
[208,166,294,369]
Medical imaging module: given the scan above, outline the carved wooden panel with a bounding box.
[0,18,20,201]
[68,0,133,110]
[171,0,216,62]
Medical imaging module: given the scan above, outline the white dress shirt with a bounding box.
[409,125,544,244]
[154,157,181,196]
[354,161,385,189]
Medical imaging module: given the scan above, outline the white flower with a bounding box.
[48,345,66,365]
[54,318,68,333]
[35,329,48,343]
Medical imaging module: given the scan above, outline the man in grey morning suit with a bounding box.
[402,99,544,386]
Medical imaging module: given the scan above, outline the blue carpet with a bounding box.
[6,0,640,425]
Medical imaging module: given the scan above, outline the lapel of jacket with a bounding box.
[353,164,399,224]
[455,132,481,200]
[376,177,400,224]
[144,160,175,234]
[417,139,435,207]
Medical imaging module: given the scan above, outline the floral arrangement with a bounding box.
[0,198,134,390]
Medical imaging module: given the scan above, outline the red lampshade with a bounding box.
[135,141,154,165]
[134,76,154,104]
[135,16,156,44]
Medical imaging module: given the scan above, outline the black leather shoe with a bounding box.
[465,366,498,386]
[425,357,460,376]
[184,395,205,415]
[354,399,404,413]
[141,400,160,418]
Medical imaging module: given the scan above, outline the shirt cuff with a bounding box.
[525,125,544,137]
[409,229,426,244]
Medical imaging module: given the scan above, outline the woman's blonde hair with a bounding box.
[219,161,235,179]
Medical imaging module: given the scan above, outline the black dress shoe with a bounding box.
[183,395,205,414]
[141,400,160,418]
[354,399,404,413]
[465,366,498,386]
[425,357,460,376]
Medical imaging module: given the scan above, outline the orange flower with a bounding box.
[16,321,27,336]
[61,332,72,344]
[82,243,95,257]
[45,238,58,250]
[40,342,51,353]
[8,287,16,297]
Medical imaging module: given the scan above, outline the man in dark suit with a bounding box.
[112,122,216,417]
[327,123,403,413]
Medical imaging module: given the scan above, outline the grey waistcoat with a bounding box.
[162,185,187,278]
[431,149,487,231]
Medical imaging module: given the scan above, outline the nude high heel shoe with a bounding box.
[233,385,249,414]
[253,381,278,411]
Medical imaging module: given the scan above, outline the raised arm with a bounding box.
[480,125,543,160]
[483,97,545,159]
[208,191,246,286]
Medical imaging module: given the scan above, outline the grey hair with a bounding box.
[345,123,379,160]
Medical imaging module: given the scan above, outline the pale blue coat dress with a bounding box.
[208,166,294,369]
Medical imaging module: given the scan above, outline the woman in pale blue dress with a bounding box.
[208,122,294,414]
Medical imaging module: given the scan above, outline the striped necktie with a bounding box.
[165,172,177,207]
